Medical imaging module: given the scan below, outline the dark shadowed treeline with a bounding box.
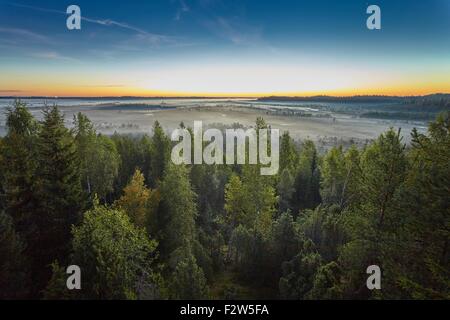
[0,100,448,299]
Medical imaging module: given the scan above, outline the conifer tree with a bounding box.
[150,121,171,184]
[0,101,38,297]
[293,140,321,212]
[277,168,295,213]
[32,106,83,293]
[159,163,197,257]
[0,100,38,238]
[279,132,298,173]
[395,112,450,298]
[338,128,407,298]
[0,211,28,299]
[169,247,209,299]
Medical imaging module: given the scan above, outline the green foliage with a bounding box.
[229,224,269,283]
[150,121,171,184]
[279,239,322,299]
[1,103,448,300]
[241,165,277,237]
[69,201,161,299]
[277,168,295,213]
[279,131,298,172]
[393,112,450,299]
[307,261,342,299]
[111,133,151,196]
[0,102,39,296]
[73,114,120,201]
[159,163,197,255]
[43,261,73,300]
[190,164,230,272]
[299,205,347,261]
[270,212,302,264]
[0,211,28,298]
[0,100,38,239]
[35,106,83,262]
[169,248,209,299]
[224,174,246,227]
[292,140,321,212]
[190,164,230,231]
[320,146,347,205]
[335,129,408,298]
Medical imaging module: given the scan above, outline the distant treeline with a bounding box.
[259,94,450,121]
[259,95,404,103]
[259,93,450,106]
[361,111,437,121]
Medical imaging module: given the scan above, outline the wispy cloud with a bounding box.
[174,0,190,21]
[6,2,174,45]
[81,17,173,44]
[0,27,51,43]
[29,51,79,62]
[205,16,263,45]
[0,89,24,93]
[77,84,126,88]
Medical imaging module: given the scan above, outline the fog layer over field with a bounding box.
[0,98,428,150]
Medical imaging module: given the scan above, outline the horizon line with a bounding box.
[1,92,449,100]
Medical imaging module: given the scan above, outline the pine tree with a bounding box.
[293,140,321,212]
[279,132,298,173]
[269,211,303,281]
[159,162,216,295]
[320,146,346,205]
[224,174,246,228]
[32,106,83,293]
[169,247,209,299]
[0,100,38,238]
[338,128,407,298]
[307,261,342,299]
[0,101,37,297]
[277,168,295,213]
[150,121,171,184]
[279,239,322,299]
[0,211,28,299]
[159,163,197,257]
[395,112,450,298]
[241,164,277,237]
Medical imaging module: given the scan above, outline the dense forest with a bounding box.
[0,100,448,299]
[259,93,450,106]
[259,94,450,121]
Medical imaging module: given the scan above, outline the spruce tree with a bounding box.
[32,106,83,293]
[0,100,38,239]
[0,211,28,299]
[159,163,197,258]
[0,101,37,297]
[150,121,171,185]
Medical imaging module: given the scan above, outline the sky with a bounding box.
[0,0,449,97]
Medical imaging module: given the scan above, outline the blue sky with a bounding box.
[0,0,449,96]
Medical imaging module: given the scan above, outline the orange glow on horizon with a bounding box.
[1,71,449,98]
[3,85,449,98]
[2,62,449,98]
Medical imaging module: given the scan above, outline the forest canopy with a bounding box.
[0,100,448,300]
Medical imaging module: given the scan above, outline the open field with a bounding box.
[0,99,429,151]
